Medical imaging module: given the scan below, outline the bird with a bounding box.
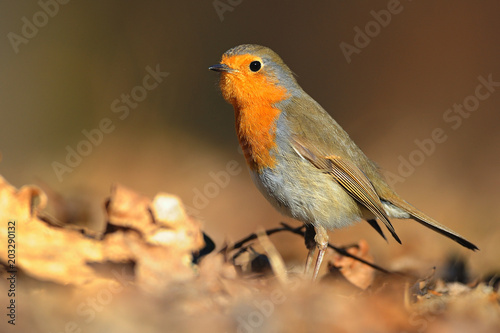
[209,44,478,280]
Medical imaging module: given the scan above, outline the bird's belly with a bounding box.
[250,156,364,230]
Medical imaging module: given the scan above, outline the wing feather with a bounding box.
[292,137,401,243]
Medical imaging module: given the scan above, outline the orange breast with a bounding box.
[236,103,281,171]
[218,54,290,171]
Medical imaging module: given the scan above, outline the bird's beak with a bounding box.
[209,63,233,73]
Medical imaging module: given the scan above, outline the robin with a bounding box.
[209,44,478,280]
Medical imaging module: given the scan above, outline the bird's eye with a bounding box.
[249,61,262,72]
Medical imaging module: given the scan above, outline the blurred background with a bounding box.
[1,1,499,275]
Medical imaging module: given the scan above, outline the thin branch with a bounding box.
[220,222,393,275]
[218,225,299,253]
[279,222,391,274]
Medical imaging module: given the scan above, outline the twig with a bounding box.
[220,222,393,275]
[218,225,299,253]
[279,222,391,274]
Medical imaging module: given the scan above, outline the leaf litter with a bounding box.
[0,174,498,333]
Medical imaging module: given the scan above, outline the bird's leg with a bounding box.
[312,225,329,281]
[304,224,316,275]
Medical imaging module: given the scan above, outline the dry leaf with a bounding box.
[0,177,205,291]
[331,239,375,289]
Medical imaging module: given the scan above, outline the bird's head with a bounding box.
[209,44,299,109]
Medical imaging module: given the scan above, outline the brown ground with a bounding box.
[1,175,498,333]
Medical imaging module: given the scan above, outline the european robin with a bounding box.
[209,44,478,280]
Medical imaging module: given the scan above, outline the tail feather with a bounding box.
[383,196,479,251]
[410,211,479,251]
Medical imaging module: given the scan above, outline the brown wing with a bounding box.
[292,137,401,244]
